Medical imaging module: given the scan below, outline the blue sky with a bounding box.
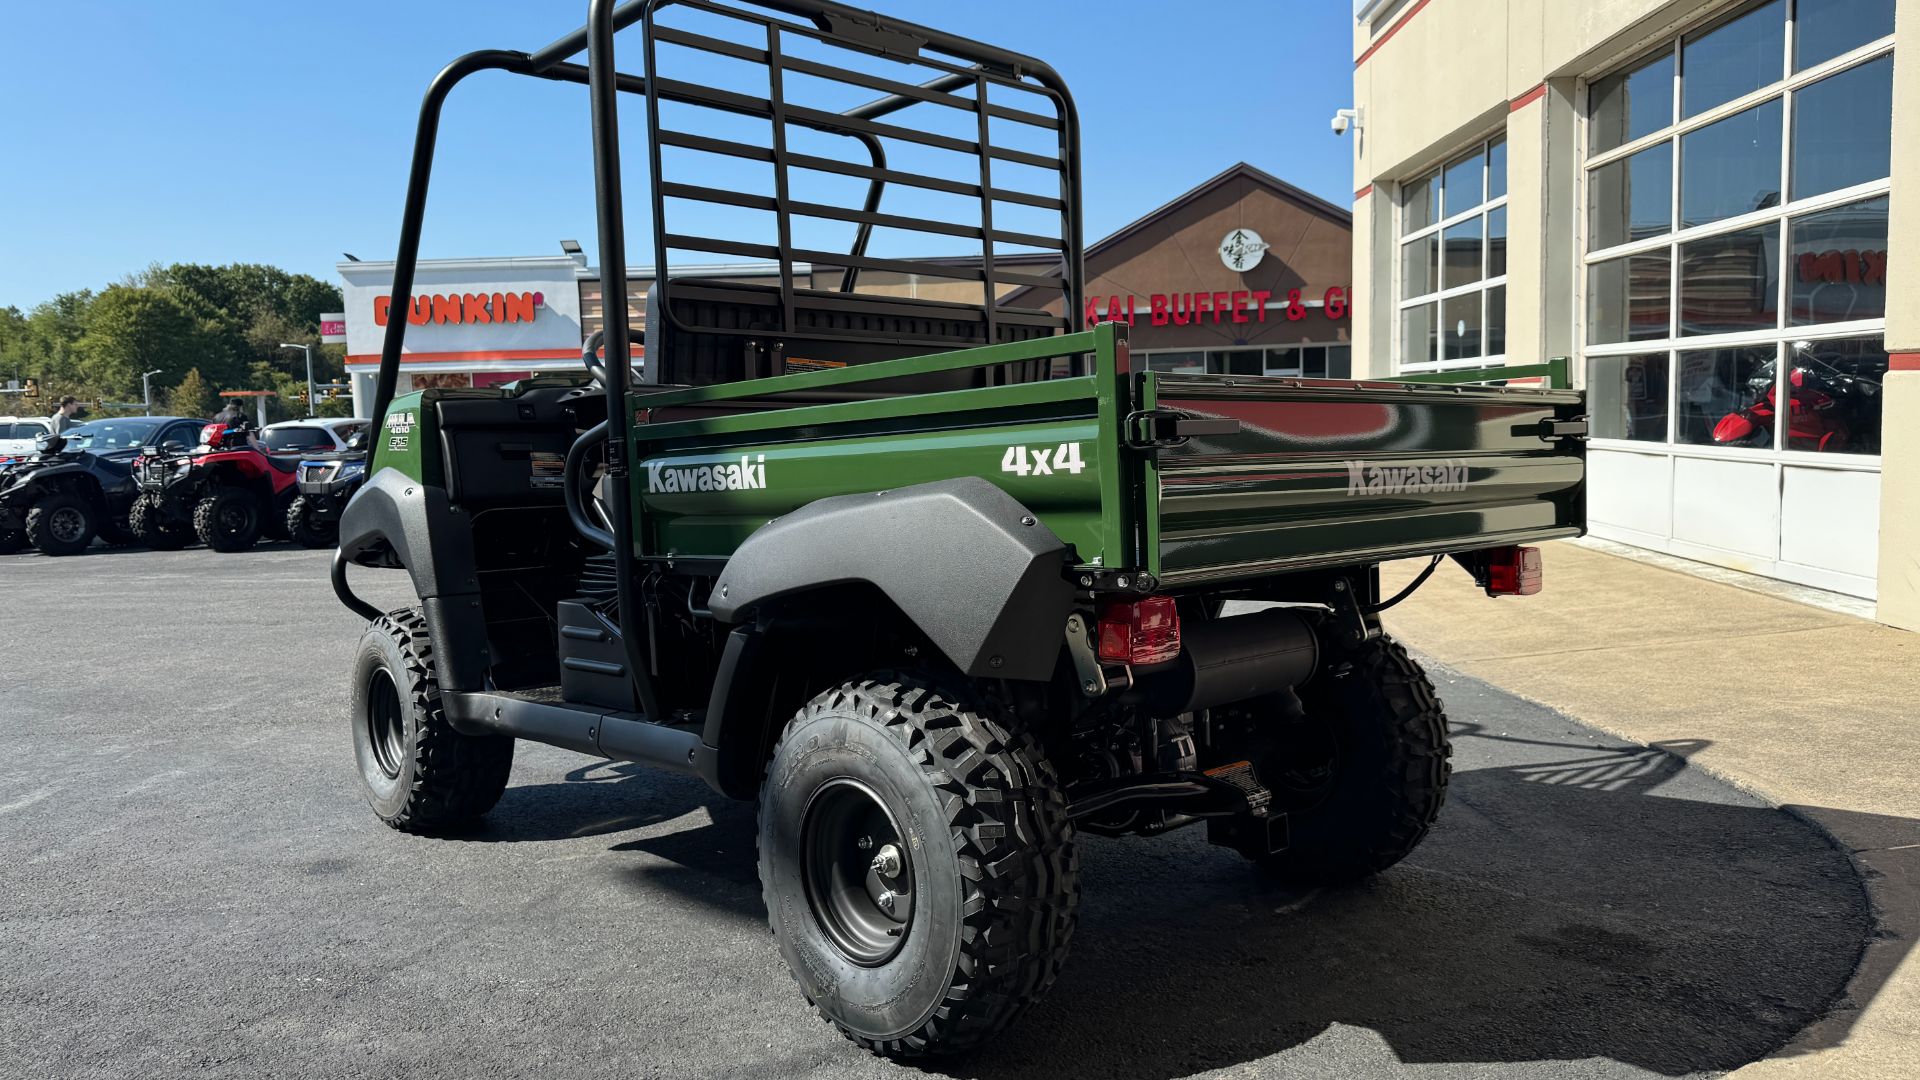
[0,1,1356,308]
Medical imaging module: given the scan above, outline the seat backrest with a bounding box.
[639,280,1055,393]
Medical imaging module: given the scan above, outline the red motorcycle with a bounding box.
[1711,350,1882,454]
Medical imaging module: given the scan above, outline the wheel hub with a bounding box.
[48,507,85,544]
[364,668,407,779]
[802,778,914,966]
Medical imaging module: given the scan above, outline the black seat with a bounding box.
[265,454,301,475]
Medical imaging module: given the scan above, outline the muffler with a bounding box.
[1137,608,1318,714]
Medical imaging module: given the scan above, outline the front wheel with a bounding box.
[284,496,337,549]
[193,487,262,552]
[759,675,1079,1058]
[129,494,192,550]
[25,494,97,556]
[1230,634,1451,885]
[350,608,514,832]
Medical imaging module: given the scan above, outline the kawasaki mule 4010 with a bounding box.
[333,0,1585,1058]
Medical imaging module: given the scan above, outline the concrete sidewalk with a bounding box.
[1380,542,1920,1079]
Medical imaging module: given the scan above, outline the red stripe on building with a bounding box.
[1355,184,1375,201]
[1892,352,1920,371]
[1355,0,1434,68]
[1510,83,1548,111]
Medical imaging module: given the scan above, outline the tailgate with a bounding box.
[1142,374,1585,586]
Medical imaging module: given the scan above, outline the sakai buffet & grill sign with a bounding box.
[1085,286,1351,327]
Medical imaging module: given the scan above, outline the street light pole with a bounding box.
[141,369,163,416]
[278,343,315,415]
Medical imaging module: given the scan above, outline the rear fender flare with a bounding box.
[335,468,489,692]
[707,476,1075,682]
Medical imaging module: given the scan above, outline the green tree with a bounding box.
[167,367,218,419]
[77,286,225,396]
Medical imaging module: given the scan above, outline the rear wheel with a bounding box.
[128,494,192,550]
[1229,634,1450,885]
[193,487,262,552]
[25,494,96,556]
[758,674,1079,1058]
[285,496,337,549]
[350,608,515,832]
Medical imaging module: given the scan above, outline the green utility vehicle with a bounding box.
[335,0,1585,1058]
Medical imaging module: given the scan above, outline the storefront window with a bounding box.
[1396,134,1507,371]
[1145,351,1204,374]
[1679,222,1779,336]
[1588,250,1671,344]
[1785,336,1888,454]
[1790,196,1888,325]
[1681,0,1785,118]
[1677,345,1776,446]
[1588,354,1670,440]
[1794,0,1894,70]
[1679,100,1782,228]
[1589,142,1672,249]
[1590,50,1674,154]
[1583,2,1891,459]
[1137,346,1351,380]
[1790,57,1893,200]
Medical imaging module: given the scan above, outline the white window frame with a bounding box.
[1578,0,1893,468]
[1393,134,1510,373]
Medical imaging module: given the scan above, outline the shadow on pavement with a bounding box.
[465,724,1891,1078]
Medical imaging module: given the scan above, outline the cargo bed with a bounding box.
[623,322,1584,587]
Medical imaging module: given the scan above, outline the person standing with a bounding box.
[47,396,84,435]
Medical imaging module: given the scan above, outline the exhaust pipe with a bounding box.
[1137,608,1318,714]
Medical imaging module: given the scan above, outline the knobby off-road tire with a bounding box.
[759,674,1079,1059]
[125,495,191,549]
[350,608,514,833]
[1246,633,1450,885]
[128,494,192,550]
[193,487,262,552]
[284,496,337,549]
[24,493,96,556]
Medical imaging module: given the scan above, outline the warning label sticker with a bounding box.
[530,451,565,489]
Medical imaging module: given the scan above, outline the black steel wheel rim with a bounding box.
[364,668,407,779]
[48,507,86,544]
[219,500,252,534]
[801,777,914,966]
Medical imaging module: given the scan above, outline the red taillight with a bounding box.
[1097,596,1182,665]
[1486,545,1544,596]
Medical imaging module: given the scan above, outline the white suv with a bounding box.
[0,416,53,460]
[260,418,370,455]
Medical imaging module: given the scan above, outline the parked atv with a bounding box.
[130,419,305,552]
[285,439,367,549]
[0,416,206,555]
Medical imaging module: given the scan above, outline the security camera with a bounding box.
[1331,108,1360,137]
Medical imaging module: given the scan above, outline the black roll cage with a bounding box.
[365,0,1085,721]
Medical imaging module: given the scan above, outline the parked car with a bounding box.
[0,416,53,462]
[0,416,205,555]
[261,418,370,455]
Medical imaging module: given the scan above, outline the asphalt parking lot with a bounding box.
[0,543,1872,1079]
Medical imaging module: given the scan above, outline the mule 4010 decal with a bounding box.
[1001,442,1087,477]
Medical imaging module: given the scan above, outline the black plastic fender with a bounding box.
[707,476,1075,682]
[334,468,490,693]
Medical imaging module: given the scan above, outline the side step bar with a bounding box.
[443,691,702,776]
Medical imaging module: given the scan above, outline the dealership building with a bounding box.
[337,161,1352,410]
[1347,0,1915,626]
